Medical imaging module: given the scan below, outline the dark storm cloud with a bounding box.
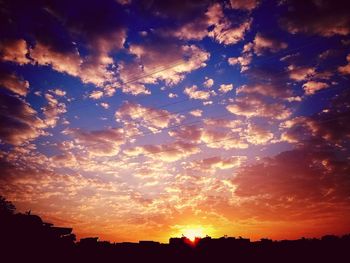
[281,89,350,145]
[232,91,350,221]
[232,89,350,220]
[136,0,213,23]
[0,0,74,53]
[0,91,45,145]
[0,0,127,52]
[281,0,350,37]
[0,65,29,96]
[0,0,129,86]
[233,145,350,221]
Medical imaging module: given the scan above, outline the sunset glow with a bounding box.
[1,0,350,243]
[179,226,207,242]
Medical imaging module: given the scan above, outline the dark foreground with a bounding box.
[1,201,349,263]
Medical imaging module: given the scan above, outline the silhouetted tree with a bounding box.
[0,195,16,216]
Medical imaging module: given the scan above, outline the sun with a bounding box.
[182,227,205,242]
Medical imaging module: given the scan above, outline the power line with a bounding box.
[64,36,321,115]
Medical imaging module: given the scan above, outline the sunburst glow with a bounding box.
[182,227,205,242]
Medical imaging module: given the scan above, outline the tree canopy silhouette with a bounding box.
[0,196,16,216]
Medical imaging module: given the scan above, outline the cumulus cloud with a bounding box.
[230,94,350,224]
[29,35,125,88]
[233,146,350,221]
[184,85,216,100]
[0,0,128,89]
[338,54,350,75]
[115,101,182,132]
[0,70,29,96]
[100,102,109,109]
[187,156,247,172]
[118,41,209,91]
[203,78,214,88]
[230,0,260,11]
[200,129,249,149]
[89,90,104,100]
[237,83,293,99]
[51,89,66,97]
[63,127,125,157]
[163,3,251,45]
[232,93,350,222]
[280,90,350,145]
[288,65,316,81]
[303,81,329,95]
[228,53,252,72]
[168,92,178,98]
[169,125,248,150]
[203,118,243,129]
[30,42,82,77]
[226,94,292,119]
[124,141,200,162]
[228,43,253,72]
[42,93,67,128]
[0,39,30,65]
[119,82,151,96]
[189,109,203,117]
[209,20,251,46]
[228,33,287,72]
[244,123,274,145]
[0,93,46,145]
[253,33,288,55]
[219,84,233,93]
[168,125,203,143]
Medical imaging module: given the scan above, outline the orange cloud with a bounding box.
[253,33,287,55]
[186,156,247,172]
[124,141,200,162]
[230,0,260,11]
[115,101,182,132]
[63,128,125,157]
[338,54,350,75]
[228,52,252,72]
[226,95,292,119]
[203,78,214,88]
[219,84,234,93]
[288,65,316,81]
[237,84,293,99]
[42,93,67,128]
[169,124,248,150]
[0,71,29,96]
[189,109,203,117]
[184,85,216,100]
[0,39,30,65]
[31,42,82,77]
[244,123,274,145]
[89,90,104,100]
[303,81,329,95]
[281,0,350,37]
[0,93,46,145]
[122,43,209,88]
[164,3,251,45]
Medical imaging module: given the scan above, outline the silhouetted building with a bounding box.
[1,196,350,263]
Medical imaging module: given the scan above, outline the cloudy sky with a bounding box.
[1,0,350,242]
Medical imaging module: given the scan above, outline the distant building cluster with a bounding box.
[1,197,349,263]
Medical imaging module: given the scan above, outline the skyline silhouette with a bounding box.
[1,196,349,263]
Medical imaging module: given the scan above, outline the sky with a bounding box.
[0,0,350,243]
